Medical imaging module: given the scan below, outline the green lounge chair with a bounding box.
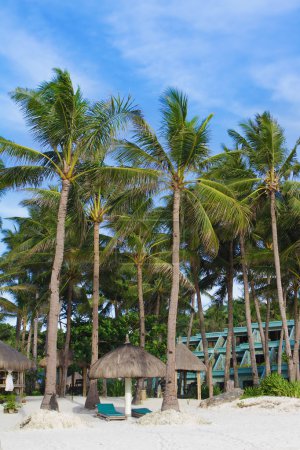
[96,403,126,421]
[131,407,152,418]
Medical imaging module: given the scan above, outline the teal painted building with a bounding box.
[181,320,297,388]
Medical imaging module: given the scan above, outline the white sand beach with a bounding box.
[1,396,300,450]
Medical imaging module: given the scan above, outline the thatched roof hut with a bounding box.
[175,343,206,401]
[175,343,206,372]
[39,349,73,368]
[89,342,166,379]
[89,339,166,416]
[0,340,34,371]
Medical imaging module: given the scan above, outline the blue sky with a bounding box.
[1,0,300,246]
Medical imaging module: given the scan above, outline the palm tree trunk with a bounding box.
[41,178,70,411]
[60,281,73,397]
[191,263,209,367]
[154,294,161,316]
[184,297,195,394]
[240,234,259,385]
[292,286,300,380]
[133,262,146,405]
[137,263,146,348]
[224,241,234,391]
[251,280,271,375]
[186,295,195,348]
[265,298,271,376]
[85,221,100,409]
[33,312,39,365]
[232,329,239,387]
[278,327,284,374]
[270,190,294,380]
[162,187,181,412]
[21,315,27,352]
[16,315,21,350]
[26,319,33,358]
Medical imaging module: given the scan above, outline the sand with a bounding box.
[0,395,299,450]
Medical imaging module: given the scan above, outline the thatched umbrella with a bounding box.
[0,340,34,394]
[39,349,74,368]
[175,343,206,400]
[73,360,90,397]
[0,340,34,371]
[89,337,166,416]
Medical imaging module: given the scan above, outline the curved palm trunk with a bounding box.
[41,178,70,411]
[85,221,100,409]
[162,187,180,412]
[133,262,146,405]
[60,281,73,397]
[251,280,271,376]
[224,241,234,391]
[270,191,294,380]
[240,234,259,386]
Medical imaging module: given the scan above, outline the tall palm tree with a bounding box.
[229,112,300,380]
[206,149,259,385]
[116,88,247,410]
[0,69,145,409]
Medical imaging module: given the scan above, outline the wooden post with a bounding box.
[197,371,201,401]
[82,367,87,397]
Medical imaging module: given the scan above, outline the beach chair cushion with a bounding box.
[131,407,152,417]
[97,403,124,417]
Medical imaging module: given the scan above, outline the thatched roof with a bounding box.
[175,343,206,372]
[89,342,166,379]
[40,349,73,368]
[0,340,35,371]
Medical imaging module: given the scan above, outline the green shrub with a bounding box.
[260,373,292,397]
[241,386,262,399]
[97,379,125,397]
[201,384,221,399]
[31,390,42,396]
[3,394,20,411]
[241,374,300,399]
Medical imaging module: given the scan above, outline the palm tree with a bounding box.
[116,88,247,410]
[0,69,145,409]
[229,112,300,380]
[206,149,259,385]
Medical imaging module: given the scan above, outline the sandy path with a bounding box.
[0,396,299,450]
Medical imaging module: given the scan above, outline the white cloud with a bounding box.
[0,9,109,98]
[250,60,300,104]
[103,0,300,114]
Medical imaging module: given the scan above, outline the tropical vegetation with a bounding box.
[0,69,299,411]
